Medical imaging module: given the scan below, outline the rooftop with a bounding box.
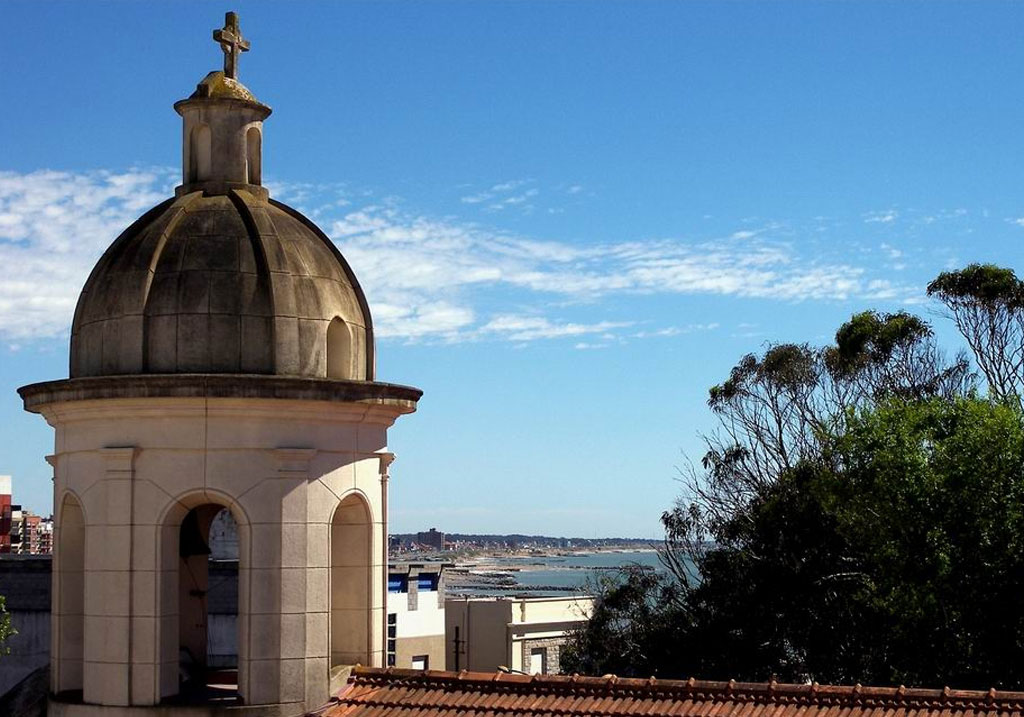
[317,667,1024,717]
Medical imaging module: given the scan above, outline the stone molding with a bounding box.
[377,451,396,477]
[99,446,137,476]
[19,374,422,412]
[272,448,317,477]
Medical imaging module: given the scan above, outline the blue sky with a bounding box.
[2,1,1024,537]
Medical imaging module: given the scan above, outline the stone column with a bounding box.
[81,447,136,706]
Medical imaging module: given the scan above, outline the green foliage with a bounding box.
[563,266,1024,687]
[927,263,1024,307]
[560,566,685,678]
[0,595,16,657]
[927,264,1024,402]
[827,310,931,375]
[826,399,1024,687]
[564,398,1024,687]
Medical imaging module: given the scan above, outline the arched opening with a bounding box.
[330,494,372,669]
[188,124,212,183]
[54,493,85,697]
[172,503,240,704]
[327,318,353,379]
[246,127,261,185]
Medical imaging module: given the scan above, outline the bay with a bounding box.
[446,550,666,597]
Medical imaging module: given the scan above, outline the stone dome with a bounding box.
[70,188,375,380]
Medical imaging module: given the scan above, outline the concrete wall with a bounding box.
[445,599,511,672]
[445,596,593,675]
[0,556,52,698]
[0,609,49,697]
[394,634,444,671]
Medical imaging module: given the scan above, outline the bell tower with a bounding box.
[20,12,421,717]
[176,12,271,196]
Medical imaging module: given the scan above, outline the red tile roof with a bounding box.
[313,667,1024,717]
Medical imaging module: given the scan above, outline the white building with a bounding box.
[445,596,593,675]
[386,564,448,670]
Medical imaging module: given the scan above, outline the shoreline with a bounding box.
[410,547,664,598]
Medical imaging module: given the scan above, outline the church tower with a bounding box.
[19,13,421,716]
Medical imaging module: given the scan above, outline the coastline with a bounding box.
[392,546,664,598]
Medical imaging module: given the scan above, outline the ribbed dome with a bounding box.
[70,188,375,380]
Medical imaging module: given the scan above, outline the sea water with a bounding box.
[457,550,667,597]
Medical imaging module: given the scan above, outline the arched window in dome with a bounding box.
[189,124,212,183]
[245,127,261,185]
[327,318,353,379]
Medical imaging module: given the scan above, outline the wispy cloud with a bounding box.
[631,324,719,339]
[479,315,631,342]
[0,168,175,340]
[0,168,921,346]
[461,179,531,204]
[865,209,899,224]
[460,179,541,213]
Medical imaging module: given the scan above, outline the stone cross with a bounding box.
[213,11,250,80]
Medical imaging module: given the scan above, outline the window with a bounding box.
[411,655,428,671]
[327,318,353,379]
[417,574,438,592]
[245,126,261,184]
[530,647,547,674]
[386,613,398,661]
[189,124,211,183]
[388,575,408,593]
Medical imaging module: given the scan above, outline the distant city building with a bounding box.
[415,528,445,550]
[7,507,51,555]
[445,595,593,674]
[9,504,23,553]
[36,517,53,554]
[0,476,52,555]
[23,513,40,553]
[387,563,449,670]
[0,475,11,553]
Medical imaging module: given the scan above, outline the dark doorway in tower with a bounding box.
[176,505,241,704]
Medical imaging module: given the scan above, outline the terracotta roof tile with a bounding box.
[315,667,1024,717]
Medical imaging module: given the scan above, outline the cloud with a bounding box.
[880,243,902,259]
[865,209,898,224]
[0,168,918,346]
[479,315,631,342]
[461,179,531,205]
[0,168,175,340]
[461,180,540,213]
[631,323,719,339]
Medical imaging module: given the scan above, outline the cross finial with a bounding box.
[213,11,250,80]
